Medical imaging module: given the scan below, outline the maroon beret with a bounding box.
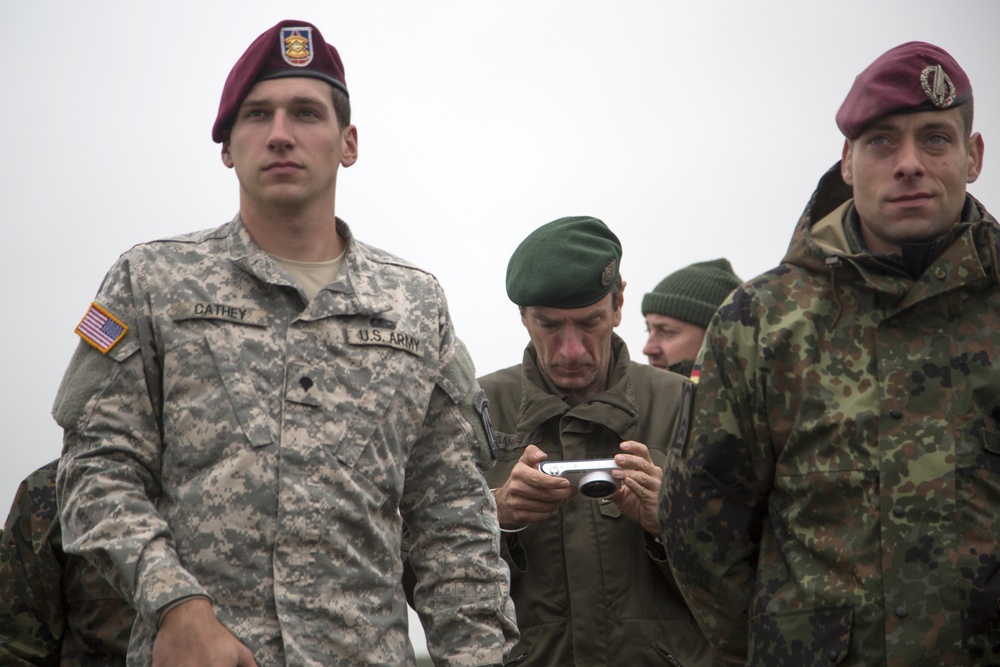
[212,20,348,143]
[836,41,971,140]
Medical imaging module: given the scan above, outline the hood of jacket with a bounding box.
[780,161,1000,283]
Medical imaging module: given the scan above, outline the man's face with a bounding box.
[521,291,622,403]
[222,77,358,213]
[841,107,983,254]
[642,313,706,371]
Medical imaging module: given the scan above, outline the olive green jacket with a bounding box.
[481,335,716,667]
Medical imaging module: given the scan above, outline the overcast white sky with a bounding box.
[2,0,998,656]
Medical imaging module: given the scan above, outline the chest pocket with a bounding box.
[323,324,435,470]
[597,497,622,519]
[978,426,1000,469]
[162,325,276,485]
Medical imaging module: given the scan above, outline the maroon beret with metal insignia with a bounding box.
[212,19,348,143]
[836,41,971,140]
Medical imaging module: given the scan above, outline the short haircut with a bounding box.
[331,86,351,130]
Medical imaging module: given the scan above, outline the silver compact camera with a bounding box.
[539,458,621,499]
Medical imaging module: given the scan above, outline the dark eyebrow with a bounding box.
[865,117,959,135]
[532,312,562,326]
[240,94,327,109]
[917,120,960,133]
[863,119,899,134]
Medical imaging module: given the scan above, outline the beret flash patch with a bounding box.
[281,27,314,67]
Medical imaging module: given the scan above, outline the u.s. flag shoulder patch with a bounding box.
[75,302,128,354]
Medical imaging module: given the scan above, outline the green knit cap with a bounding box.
[506,216,622,308]
[641,258,741,328]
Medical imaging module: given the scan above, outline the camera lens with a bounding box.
[578,471,618,499]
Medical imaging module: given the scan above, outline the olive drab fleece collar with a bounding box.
[514,333,642,441]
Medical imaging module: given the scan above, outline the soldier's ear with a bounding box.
[340,125,358,168]
[841,140,854,186]
[966,132,984,184]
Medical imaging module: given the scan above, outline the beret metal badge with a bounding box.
[281,27,314,67]
[601,259,617,287]
[920,64,956,108]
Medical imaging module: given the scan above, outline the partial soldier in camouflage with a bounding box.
[54,19,516,667]
[660,41,998,665]
[481,217,718,667]
[0,460,134,665]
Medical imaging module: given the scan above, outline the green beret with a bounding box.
[641,258,742,328]
[506,216,622,308]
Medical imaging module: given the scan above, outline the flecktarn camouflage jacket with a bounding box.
[1,460,134,665]
[661,164,1000,666]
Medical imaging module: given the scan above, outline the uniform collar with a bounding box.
[225,214,394,317]
[515,333,641,439]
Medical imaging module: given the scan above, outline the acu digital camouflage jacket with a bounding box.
[53,217,516,666]
[661,164,1000,666]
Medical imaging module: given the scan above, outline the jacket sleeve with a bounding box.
[53,254,207,626]
[400,296,518,667]
[660,286,771,665]
[0,463,64,666]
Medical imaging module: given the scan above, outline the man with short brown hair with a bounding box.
[662,41,998,665]
[55,19,515,667]
[483,216,717,666]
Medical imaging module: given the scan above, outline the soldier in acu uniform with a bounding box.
[53,19,516,667]
[481,216,718,667]
[661,41,999,665]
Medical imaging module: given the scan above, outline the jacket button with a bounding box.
[895,605,908,618]
[893,504,905,516]
[890,408,903,419]
[828,649,839,662]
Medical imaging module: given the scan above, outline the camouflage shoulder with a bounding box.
[438,338,499,470]
[6,460,60,532]
[711,264,804,329]
[25,459,60,510]
[0,460,65,664]
[350,235,435,277]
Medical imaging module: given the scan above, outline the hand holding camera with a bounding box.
[492,442,661,534]
[538,459,622,499]
[492,445,578,530]
[607,440,663,535]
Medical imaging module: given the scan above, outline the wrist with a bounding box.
[491,487,527,532]
[157,595,213,628]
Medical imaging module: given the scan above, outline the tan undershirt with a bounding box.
[270,251,346,302]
